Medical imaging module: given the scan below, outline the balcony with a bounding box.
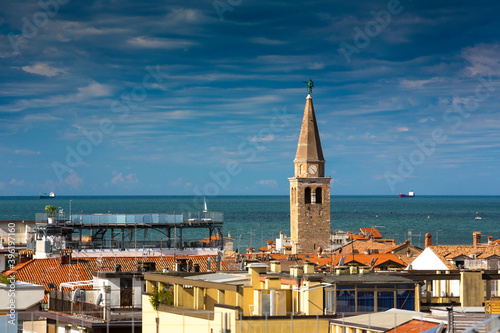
[48,289,141,322]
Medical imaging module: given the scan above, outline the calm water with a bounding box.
[1,195,499,250]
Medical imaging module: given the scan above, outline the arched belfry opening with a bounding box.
[305,187,311,204]
[316,187,322,204]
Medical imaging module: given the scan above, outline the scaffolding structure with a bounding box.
[32,211,224,251]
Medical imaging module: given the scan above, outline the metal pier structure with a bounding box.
[33,211,224,251]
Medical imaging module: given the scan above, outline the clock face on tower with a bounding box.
[308,165,317,175]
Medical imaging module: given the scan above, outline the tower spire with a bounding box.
[294,94,325,176]
[289,92,332,254]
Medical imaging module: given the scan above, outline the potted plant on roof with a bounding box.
[45,205,59,224]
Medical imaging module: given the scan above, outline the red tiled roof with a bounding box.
[335,239,395,255]
[5,255,228,302]
[360,227,383,239]
[386,320,441,333]
[305,253,406,269]
[199,234,235,244]
[199,234,221,244]
[426,244,500,269]
[349,235,367,240]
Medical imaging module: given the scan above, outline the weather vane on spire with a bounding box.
[303,79,314,94]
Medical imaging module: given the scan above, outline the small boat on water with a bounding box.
[399,191,415,198]
[39,192,56,199]
[475,216,482,220]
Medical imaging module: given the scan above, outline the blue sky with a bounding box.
[1,0,499,196]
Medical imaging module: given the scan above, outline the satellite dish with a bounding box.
[96,293,103,306]
[339,256,345,266]
[79,289,85,302]
[240,257,246,270]
[72,289,80,302]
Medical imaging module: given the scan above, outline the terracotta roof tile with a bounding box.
[335,239,395,255]
[386,320,441,333]
[305,253,406,269]
[360,227,383,239]
[349,235,367,240]
[429,244,500,264]
[5,255,228,303]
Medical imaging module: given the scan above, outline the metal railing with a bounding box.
[462,315,500,333]
[36,211,223,225]
[49,290,105,320]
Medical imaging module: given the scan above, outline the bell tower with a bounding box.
[289,91,331,254]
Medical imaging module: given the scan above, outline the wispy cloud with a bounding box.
[64,171,84,189]
[105,171,139,187]
[21,63,66,77]
[250,37,287,45]
[9,178,25,186]
[400,77,443,88]
[24,114,64,122]
[14,149,40,155]
[257,179,277,187]
[462,43,500,76]
[127,37,194,49]
[76,81,112,98]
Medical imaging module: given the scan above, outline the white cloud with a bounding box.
[462,43,500,76]
[257,179,277,187]
[165,8,204,24]
[397,127,409,132]
[248,134,274,142]
[14,149,40,155]
[106,171,139,187]
[400,77,442,88]
[21,63,65,77]
[77,82,112,98]
[24,114,63,122]
[9,178,25,186]
[64,171,83,189]
[127,37,194,49]
[110,172,124,185]
[250,37,287,45]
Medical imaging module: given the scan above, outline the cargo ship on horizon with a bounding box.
[39,191,56,199]
[399,191,415,198]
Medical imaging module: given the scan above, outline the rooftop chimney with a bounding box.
[19,249,34,264]
[290,265,303,278]
[488,236,493,245]
[473,232,481,246]
[304,263,315,274]
[425,233,432,248]
[270,261,281,273]
[247,263,268,289]
[60,248,72,265]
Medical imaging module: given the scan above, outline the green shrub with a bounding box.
[149,283,174,310]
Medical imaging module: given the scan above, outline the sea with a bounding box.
[1,195,499,251]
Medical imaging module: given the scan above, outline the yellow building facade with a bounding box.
[142,263,334,333]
